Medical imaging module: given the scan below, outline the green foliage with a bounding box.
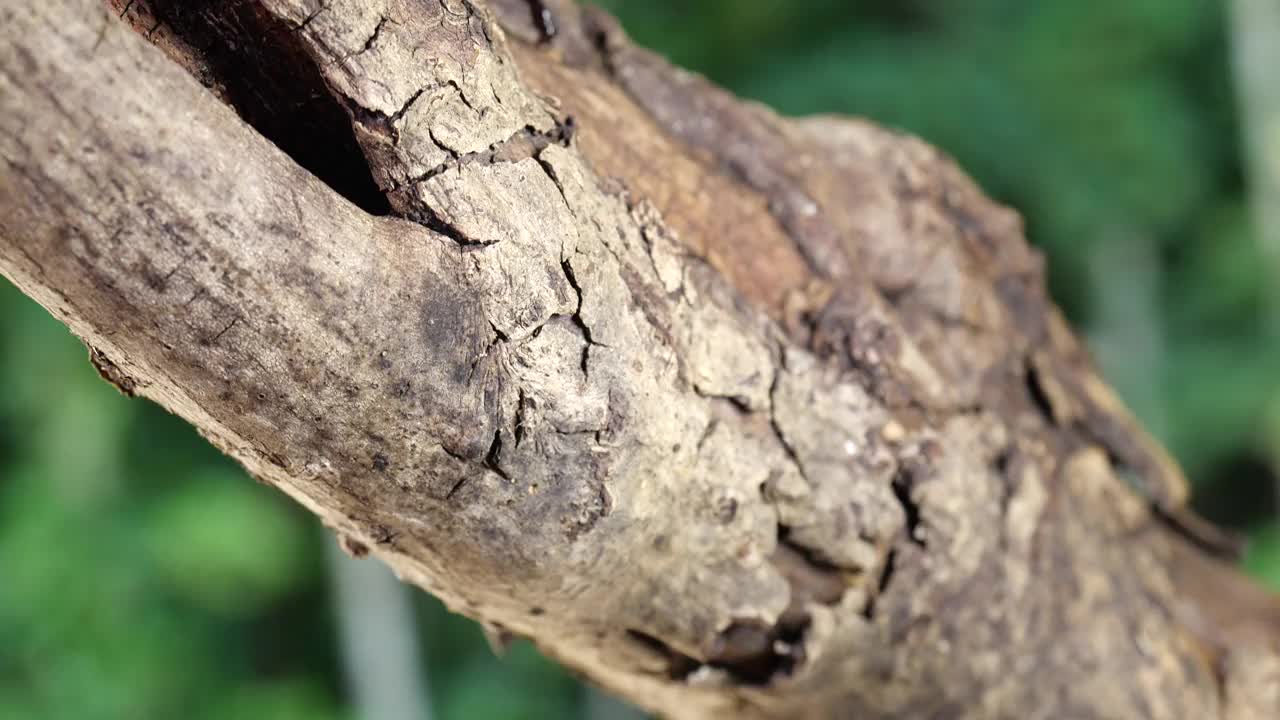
[199,679,346,720]
[0,283,345,720]
[2,2,1277,718]
[1245,522,1280,592]
[142,466,314,617]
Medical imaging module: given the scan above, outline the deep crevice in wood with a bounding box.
[891,466,926,548]
[111,0,391,215]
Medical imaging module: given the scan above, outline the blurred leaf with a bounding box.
[441,643,578,720]
[1163,338,1280,480]
[1168,203,1268,333]
[143,468,314,617]
[198,678,346,720]
[1244,521,1280,592]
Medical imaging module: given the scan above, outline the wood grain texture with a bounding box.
[2,0,1278,717]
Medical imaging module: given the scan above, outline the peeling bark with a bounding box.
[2,0,1280,717]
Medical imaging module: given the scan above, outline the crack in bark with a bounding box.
[406,202,496,248]
[558,254,605,376]
[335,14,391,64]
[482,429,511,481]
[513,387,528,447]
[862,547,896,620]
[890,465,926,548]
[765,362,807,485]
[465,327,505,385]
[203,316,241,346]
[395,120,577,191]
[634,528,849,686]
[339,85,428,147]
[535,138,574,206]
[291,1,329,33]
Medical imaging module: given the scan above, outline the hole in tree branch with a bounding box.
[113,0,391,215]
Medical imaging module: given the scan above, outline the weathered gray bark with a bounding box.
[2,0,1279,717]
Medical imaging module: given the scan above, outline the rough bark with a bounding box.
[2,0,1279,717]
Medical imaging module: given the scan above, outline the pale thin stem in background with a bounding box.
[1088,233,1167,442]
[1230,0,1280,501]
[328,539,434,720]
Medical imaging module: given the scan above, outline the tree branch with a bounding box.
[2,0,1278,717]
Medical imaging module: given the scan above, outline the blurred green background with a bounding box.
[3,1,1279,718]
